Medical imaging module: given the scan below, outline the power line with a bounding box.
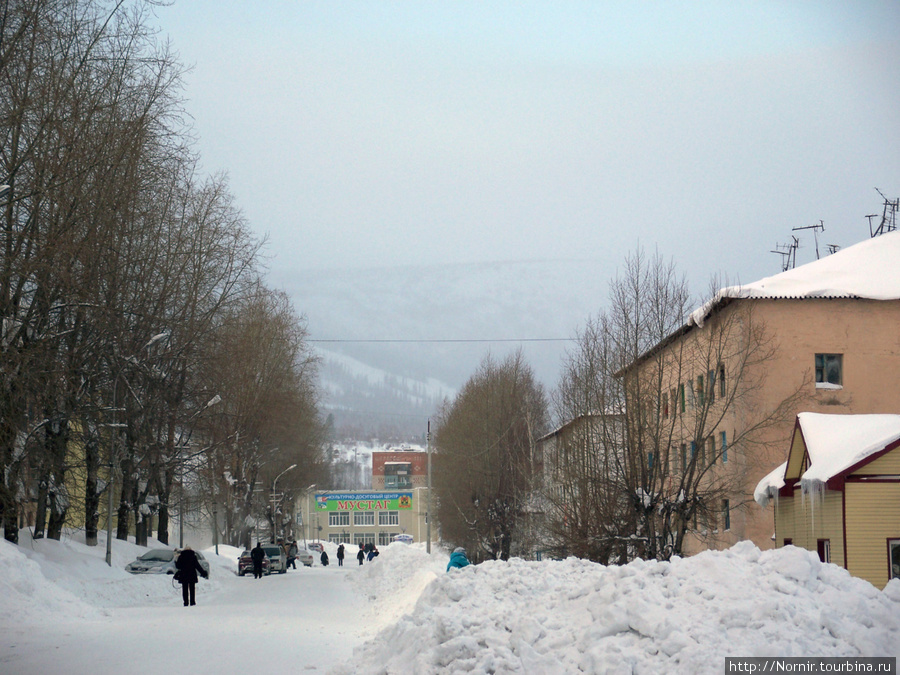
[309,338,573,344]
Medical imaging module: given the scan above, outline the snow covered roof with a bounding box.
[690,230,900,327]
[753,461,786,508]
[796,412,900,487]
[755,413,900,506]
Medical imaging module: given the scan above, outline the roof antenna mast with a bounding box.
[770,235,799,272]
[869,188,898,238]
[793,220,824,260]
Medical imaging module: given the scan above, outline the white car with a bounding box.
[125,548,210,577]
[294,547,314,567]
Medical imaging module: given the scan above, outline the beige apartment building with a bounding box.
[627,231,900,554]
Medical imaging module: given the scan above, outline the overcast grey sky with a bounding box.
[154,1,899,294]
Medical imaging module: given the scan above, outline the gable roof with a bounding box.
[794,412,900,486]
[755,413,900,506]
[690,230,900,327]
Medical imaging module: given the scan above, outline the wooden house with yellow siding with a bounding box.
[755,413,900,589]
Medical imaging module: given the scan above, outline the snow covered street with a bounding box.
[2,530,899,674]
[0,531,443,674]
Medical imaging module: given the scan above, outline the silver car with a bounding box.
[262,544,287,573]
[125,548,211,577]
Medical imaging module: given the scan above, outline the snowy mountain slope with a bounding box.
[274,259,608,431]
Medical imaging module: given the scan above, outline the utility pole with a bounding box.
[426,419,432,554]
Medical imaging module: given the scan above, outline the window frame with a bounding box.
[329,511,350,527]
[353,511,375,527]
[378,511,399,526]
[815,353,843,388]
[889,539,900,581]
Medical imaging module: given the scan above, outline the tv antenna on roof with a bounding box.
[792,220,824,260]
[771,235,798,272]
[868,188,898,237]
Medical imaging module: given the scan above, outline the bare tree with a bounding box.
[548,250,804,562]
[434,350,547,561]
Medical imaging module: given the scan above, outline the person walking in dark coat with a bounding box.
[357,544,365,566]
[250,541,266,579]
[336,543,345,567]
[287,540,298,570]
[320,550,329,566]
[175,546,208,606]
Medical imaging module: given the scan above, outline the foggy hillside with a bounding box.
[273,259,611,433]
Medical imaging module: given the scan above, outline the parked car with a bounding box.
[125,548,210,577]
[294,547,314,567]
[237,550,270,576]
[307,541,324,553]
[262,544,287,573]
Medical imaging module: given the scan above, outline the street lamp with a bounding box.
[426,419,432,554]
[271,464,297,543]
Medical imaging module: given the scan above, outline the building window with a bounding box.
[718,364,726,398]
[378,532,395,547]
[697,375,705,406]
[329,512,350,527]
[329,532,351,544]
[706,437,715,464]
[722,500,730,531]
[354,511,375,526]
[817,539,831,564]
[378,511,399,526]
[783,538,792,547]
[815,353,842,388]
[720,431,728,463]
[384,462,413,489]
[679,383,686,413]
[889,539,900,580]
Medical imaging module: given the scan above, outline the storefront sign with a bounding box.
[315,492,413,511]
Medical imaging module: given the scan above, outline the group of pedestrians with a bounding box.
[172,539,472,608]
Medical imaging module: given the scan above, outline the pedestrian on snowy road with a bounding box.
[357,544,365,566]
[288,540,298,570]
[321,550,329,566]
[175,546,208,606]
[337,543,345,566]
[251,541,266,579]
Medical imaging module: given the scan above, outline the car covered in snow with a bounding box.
[294,547,314,567]
[125,548,210,577]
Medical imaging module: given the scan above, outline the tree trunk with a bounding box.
[1,502,19,543]
[33,481,47,539]
[84,437,100,546]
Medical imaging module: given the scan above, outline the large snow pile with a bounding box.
[335,542,900,675]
